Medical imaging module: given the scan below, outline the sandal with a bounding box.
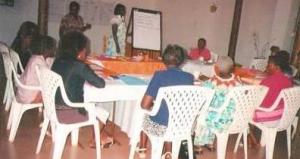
[101,136,114,148]
[204,144,215,151]
[89,136,113,149]
[135,147,147,159]
[161,152,172,159]
[193,146,203,155]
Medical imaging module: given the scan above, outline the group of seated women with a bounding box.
[9,21,295,159]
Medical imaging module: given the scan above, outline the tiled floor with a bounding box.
[0,56,297,159]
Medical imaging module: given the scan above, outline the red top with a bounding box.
[253,71,293,122]
[188,48,211,61]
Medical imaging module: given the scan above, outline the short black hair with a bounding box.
[57,31,88,59]
[69,1,80,10]
[114,3,126,16]
[269,54,292,75]
[30,36,56,55]
[162,44,186,67]
[198,38,206,45]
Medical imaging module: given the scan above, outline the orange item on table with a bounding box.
[99,57,166,75]
[233,67,256,78]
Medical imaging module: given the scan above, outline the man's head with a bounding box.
[69,1,80,16]
[197,38,206,50]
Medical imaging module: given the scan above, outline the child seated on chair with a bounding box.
[51,31,112,148]
[138,44,194,159]
[193,56,242,154]
[16,35,56,104]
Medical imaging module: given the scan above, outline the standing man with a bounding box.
[59,1,91,38]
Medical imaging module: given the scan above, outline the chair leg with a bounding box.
[171,140,181,159]
[94,123,101,159]
[265,131,277,159]
[243,131,248,159]
[71,129,79,146]
[51,122,56,142]
[150,137,164,159]
[187,138,194,159]
[6,100,16,130]
[128,138,138,159]
[5,81,13,112]
[260,130,266,147]
[52,128,68,159]
[287,126,291,159]
[8,103,23,142]
[2,82,8,104]
[36,119,50,154]
[216,133,229,159]
[292,117,298,139]
[234,133,242,153]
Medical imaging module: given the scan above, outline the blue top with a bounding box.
[145,67,194,126]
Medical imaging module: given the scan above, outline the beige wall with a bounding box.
[0,0,38,45]
[48,0,159,54]
[157,0,235,57]
[0,0,299,66]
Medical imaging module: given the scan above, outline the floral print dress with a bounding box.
[105,15,126,56]
[194,74,241,146]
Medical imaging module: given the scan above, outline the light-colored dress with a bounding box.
[16,55,53,103]
[194,74,241,146]
[105,15,126,56]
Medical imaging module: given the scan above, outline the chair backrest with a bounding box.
[36,66,63,124]
[249,58,268,71]
[9,49,24,73]
[0,43,11,78]
[210,52,219,63]
[276,87,300,130]
[225,85,268,133]
[1,51,14,82]
[155,86,215,140]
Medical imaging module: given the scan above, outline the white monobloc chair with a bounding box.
[249,58,268,71]
[209,52,219,63]
[214,85,268,159]
[129,86,215,159]
[0,43,14,111]
[9,49,24,73]
[5,59,43,142]
[36,66,103,159]
[250,87,300,159]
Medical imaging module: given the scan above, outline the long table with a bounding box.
[181,60,215,78]
[83,79,147,138]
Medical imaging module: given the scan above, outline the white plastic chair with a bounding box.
[129,86,215,159]
[5,59,43,142]
[215,85,268,159]
[250,87,300,159]
[35,66,103,159]
[0,42,13,110]
[209,52,219,63]
[249,58,268,71]
[9,49,24,73]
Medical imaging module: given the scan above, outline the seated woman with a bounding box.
[16,35,56,104]
[241,54,293,146]
[138,45,194,159]
[194,56,242,153]
[51,31,111,147]
[188,38,211,61]
[11,21,40,68]
[252,55,293,122]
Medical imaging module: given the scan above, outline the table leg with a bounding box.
[111,101,121,146]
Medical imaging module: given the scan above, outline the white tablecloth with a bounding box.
[84,79,147,138]
[181,60,215,78]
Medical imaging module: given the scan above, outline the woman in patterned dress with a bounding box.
[105,3,126,56]
[194,56,242,153]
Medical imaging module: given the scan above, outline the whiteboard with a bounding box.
[132,9,161,51]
